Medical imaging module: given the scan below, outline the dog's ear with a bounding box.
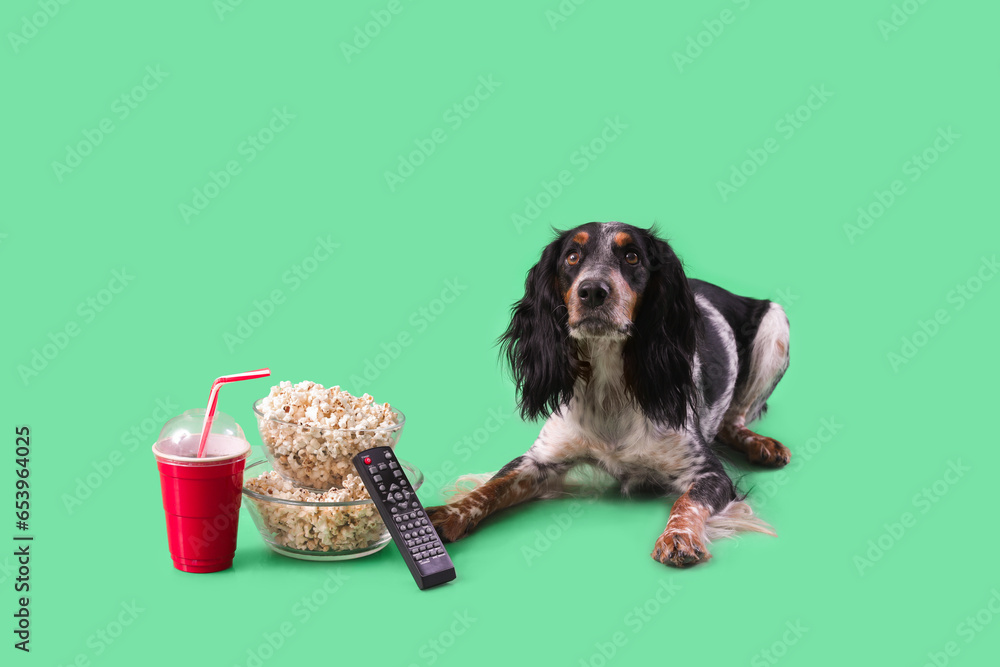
[622,232,699,429]
[499,233,578,421]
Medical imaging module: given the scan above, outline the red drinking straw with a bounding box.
[196,368,271,457]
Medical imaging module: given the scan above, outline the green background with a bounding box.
[4,1,999,665]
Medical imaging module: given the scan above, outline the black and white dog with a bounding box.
[426,222,791,566]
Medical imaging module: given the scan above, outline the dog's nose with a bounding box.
[578,280,610,308]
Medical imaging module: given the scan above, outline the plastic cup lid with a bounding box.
[153,409,250,464]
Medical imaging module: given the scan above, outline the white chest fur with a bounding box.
[527,339,705,493]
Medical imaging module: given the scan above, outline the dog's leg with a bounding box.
[651,470,735,567]
[718,416,790,467]
[426,455,571,542]
[720,302,791,467]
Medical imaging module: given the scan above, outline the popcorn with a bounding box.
[244,471,386,553]
[255,381,400,490]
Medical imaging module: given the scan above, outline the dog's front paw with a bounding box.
[651,529,711,568]
[746,436,791,468]
[425,504,475,543]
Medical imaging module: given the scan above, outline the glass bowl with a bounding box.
[252,397,405,492]
[241,458,423,561]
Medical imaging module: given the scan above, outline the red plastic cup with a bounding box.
[153,410,251,573]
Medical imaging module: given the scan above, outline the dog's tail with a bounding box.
[441,465,617,503]
[441,472,494,502]
[704,499,775,543]
[442,471,775,543]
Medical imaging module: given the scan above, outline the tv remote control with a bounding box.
[352,447,456,590]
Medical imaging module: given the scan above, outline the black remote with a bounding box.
[352,447,456,590]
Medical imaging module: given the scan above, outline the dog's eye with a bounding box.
[567,252,580,266]
[625,252,639,265]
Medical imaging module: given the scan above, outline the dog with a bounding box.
[426,221,791,566]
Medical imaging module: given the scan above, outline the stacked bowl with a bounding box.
[240,383,418,560]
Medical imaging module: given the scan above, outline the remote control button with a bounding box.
[384,451,393,459]
[398,502,408,509]
[389,462,399,470]
[394,492,403,501]
[368,466,378,474]
[373,475,383,483]
[378,485,385,492]
[378,463,387,471]
[394,516,402,522]
[420,519,428,525]
[403,492,412,500]
[400,479,408,486]
[406,522,414,529]
[393,470,403,478]
[390,484,399,491]
[390,507,398,513]
[363,456,372,465]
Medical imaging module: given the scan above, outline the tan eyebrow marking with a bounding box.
[573,231,589,245]
[614,232,633,247]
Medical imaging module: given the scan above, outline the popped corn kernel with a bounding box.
[255,381,401,490]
